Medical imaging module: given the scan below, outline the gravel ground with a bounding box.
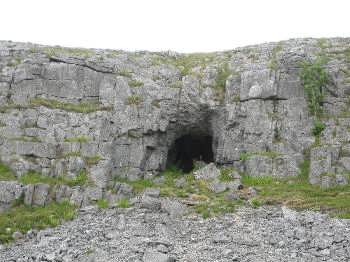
[1,202,350,262]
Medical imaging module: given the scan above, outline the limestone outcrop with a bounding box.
[0,38,350,202]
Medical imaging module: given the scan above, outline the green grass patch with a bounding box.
[64,136,90,143]
[19,170,90,187]
[31,98,112,113]
[241,160,350,218]
[126,95,142,105]
[312,120,326,137]
[0,162,16,181]
[45,47,95,58]
[0,201,76,243]
[97,199,109,209]
[117,198,130,208]
[219,167,235,182]
[128,79,144,88]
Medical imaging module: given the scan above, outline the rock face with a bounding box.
[0,38,350,189]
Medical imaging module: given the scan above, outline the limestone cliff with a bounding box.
[0,38,349,196]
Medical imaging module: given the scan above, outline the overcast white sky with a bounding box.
[1,0,349,53]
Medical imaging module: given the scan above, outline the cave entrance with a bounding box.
[167,134,214,173]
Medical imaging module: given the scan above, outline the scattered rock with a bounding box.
[140,195,161,211]
[161,198,188,217]
[143,188,160,198]
[193,163,220,180]
[143,250,175,262]
[12,231,23,240]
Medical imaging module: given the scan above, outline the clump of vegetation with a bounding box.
[97,199,109,209]
[128,79,144,88]
[0,201,76,243]
[117,198,130,208]
[64,136,90,143]
[85,155,102,166]
[62,151,82,158]
[241,159,350,218]
[45,47,95,58]
[126,95,142,105]
[117,70,133,78]
[31,98,112,113]
[214,63,230,101]
[268,43,283,70]
[299,58,329,116]
[312,120,326,137]
[0,104,29,113]
[169,81,182,89]
[0,162,17,181]
[19,170,90,187]
[219,167,235,182]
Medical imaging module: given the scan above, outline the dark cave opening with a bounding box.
[167,134,214,173]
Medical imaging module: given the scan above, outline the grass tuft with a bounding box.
[117,198,130,208]
[97,199,109,209]
[0,162,17,181]
[31,98,112,114]
[0,201,76,243]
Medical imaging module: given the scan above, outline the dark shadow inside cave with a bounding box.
[167,134,214,173]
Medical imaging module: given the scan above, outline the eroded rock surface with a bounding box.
[0,38,349,196]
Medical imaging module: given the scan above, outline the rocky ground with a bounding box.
[0,200,349,262]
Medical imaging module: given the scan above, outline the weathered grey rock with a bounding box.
[193,163,220,180]
[143,250,175,262]
[321,176,336,189]
[32,183,50,206]
[161,198,188,217]
[114,182,134,198]
[12,231,23,240]
[0,181,23,206]
[0,38,350,191]
[208,180,227,193]
[143,188,160,198]
[24,184,35,205]
[140,195,161,211]
[224,191,240,201]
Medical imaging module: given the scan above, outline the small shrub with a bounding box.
[299,58,329,116]
[126,95,142,105]
[312,120,326,137]
[219,167,235,182]
[250,198,262,208]
[117,198,130,208]
[117,70,132,78]
[213,63,230,101]
[128,79,144,88]
[97,199,109,209]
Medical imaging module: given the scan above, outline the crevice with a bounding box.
[49,57,115,75]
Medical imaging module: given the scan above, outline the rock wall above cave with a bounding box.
[0,38,350,188]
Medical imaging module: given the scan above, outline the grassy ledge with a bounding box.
[241,160,350,218]
[0,162,17,181]
[30,98,112,113]
[0,201,76,243]
[19,170,91,187]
